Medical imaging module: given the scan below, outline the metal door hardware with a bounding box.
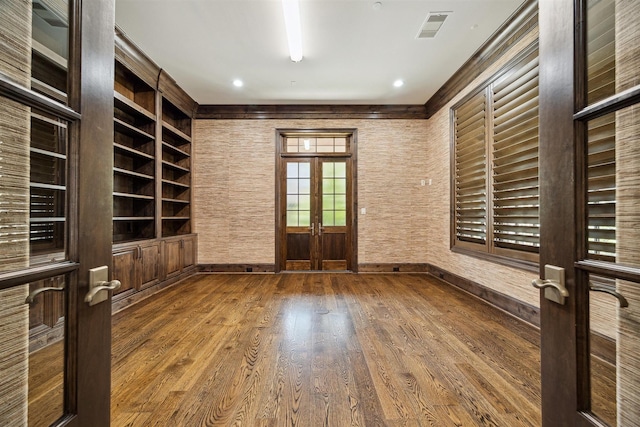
[25,284,64,305]
[85,266,121,306]
[590,282,629,308]
[532,265,569,305]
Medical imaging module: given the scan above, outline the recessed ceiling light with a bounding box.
[393,79,404,88]
[233,79,244,87]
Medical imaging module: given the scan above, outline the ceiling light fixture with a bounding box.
[233,79,244,87]
[393,79,404,88]
[282,0,303,62]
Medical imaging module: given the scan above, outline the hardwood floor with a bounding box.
[108,273,542,426]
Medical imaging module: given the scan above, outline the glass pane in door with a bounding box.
[322,162,347,226]
[28,274,67,426]
[30,111,68,264]
[286,162,311,227]
[31,0,69,103]
[589,274,617,426]
[585,103,640,426]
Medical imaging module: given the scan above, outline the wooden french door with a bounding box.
[277,131,356,272]
[0,0,115,426]
[281,157,352,270]
[538,0,640,426]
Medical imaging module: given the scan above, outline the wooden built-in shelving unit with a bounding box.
[160,96,192,237]
[113,60,157,243]
[111,28,197,305]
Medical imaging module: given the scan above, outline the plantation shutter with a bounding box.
[454,91,487,245]
[491,50,540,254]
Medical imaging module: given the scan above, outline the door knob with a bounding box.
[532,265,569,305]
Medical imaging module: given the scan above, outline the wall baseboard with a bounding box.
[358,263,430,273]
[425,263,541,326]
[198,264,276,273]
[357,262,541,326]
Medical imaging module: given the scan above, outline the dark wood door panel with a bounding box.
[182,236,195,268]
[140,243,160,289]
[164,240,182,277]
[286,232,311,260]
[321,232,347,259]
[112,248,138,294]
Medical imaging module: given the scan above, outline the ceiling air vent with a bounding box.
[417,12,450,39]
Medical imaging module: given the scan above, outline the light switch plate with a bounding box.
[88,266,109,306]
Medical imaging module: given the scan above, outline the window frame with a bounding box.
[450,41,540,271]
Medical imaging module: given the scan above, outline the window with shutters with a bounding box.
[451,43,539,266]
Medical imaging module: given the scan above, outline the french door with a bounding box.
[538,0,640,426]
[0,0,115,426]
[276,131,356,272]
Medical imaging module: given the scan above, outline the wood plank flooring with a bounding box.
[109,273,542,426]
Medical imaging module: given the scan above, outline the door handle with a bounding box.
[85,280,121,305]
[85,266,121,306]
[590,283,629,308]
[25,285,64,305]
[310,223,315,236]
[318,223,324,236]
[532,265,569,305]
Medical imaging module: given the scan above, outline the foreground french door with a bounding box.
[276,131,356,272]
[538,0,640,426]
[0,0,115,426]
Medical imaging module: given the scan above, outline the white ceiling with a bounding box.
[115,0,525,105]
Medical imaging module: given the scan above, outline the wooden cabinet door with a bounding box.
[164,239,183,278]
[112,247,138,295]
[182,236,196,269]
[139,243,160,289]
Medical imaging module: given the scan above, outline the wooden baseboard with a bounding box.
[111,266,198,313]
[357,262,540,326]
[198,264,276,273]
[358,263,430,273]
[425,263,541,327]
